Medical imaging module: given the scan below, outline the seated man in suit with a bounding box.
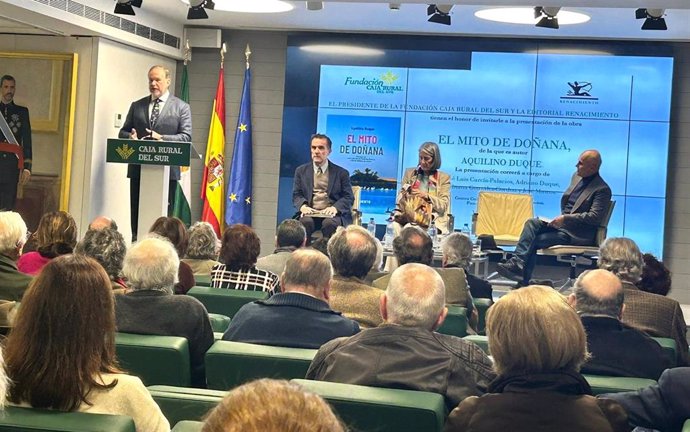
[307,263,495,410]
[118,65,192,240]
[497,149,611,285]
[292,134,354,242]
[568,269,670,380]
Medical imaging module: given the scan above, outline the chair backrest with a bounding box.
[583,374,656,395]
[171,421,204,432]
[352,185,362,226]
[187,286,268,318]
[594,200,616,246]
[115,333,191,387]
[194,274,212,287]
[207,313,231,333]
[652,336,677,368]
[0,406,136,431]
[683,419,690,432]
[148,385,225,427]
[205,340,317,390]
[436,305,468,337]
[475,192,533,244]
[292,379,447,432]
[473,298,493,335]
[463,335,489,354]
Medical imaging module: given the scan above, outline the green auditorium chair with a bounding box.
[187,286,268,318]
[194,274,212,287]
[0,406,136,431]
[436,305,468,337]
[583,375,657,395]
[292,379,447,432]
[472,297,493,335]
[172,421,204,432]
[115,333,191,387]
[205,340,317,390]
[683,419,690,432]
[148,386,225,427]
[207,313,231,333]
[652,337,677,368]
[463,334,489,354]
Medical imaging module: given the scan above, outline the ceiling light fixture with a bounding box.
[114,0,142,16]
[534,6,561,29]
[389,3,401,11]
[299,45,385,57]
[427,5,453,26]
[180,0,293,13]
[636,8,667,31]
[187,0,210,19]
[475,8,590,26]
[306,1,323,11]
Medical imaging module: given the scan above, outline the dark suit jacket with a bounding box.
[560,173,612,245]
[292,160,354,225]
[118,94,192,180]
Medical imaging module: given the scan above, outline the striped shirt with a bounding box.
[210,264,279,295]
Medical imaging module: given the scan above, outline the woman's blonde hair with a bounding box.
[487,285,589,376]
[202,379,345,432]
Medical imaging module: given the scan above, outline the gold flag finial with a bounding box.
[220,42,227,66]
[245,44,251,70]
[184,39,191,65]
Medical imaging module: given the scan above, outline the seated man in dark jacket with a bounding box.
[568,269,670,380]
[116,237,214,387]
[223,249,359,348]
[307,263,495,410]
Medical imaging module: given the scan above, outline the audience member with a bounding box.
[372,226,478,330]
[149,216,195,294]
[307,263,494,410]
[638,253,672,296]
[602,368,690,432]
[75,228,128,294]
[568,269,669,380]
[0,211,31,301]
[327,225,384,328]
[599,237,688,366]
[442,233,492,300]
[223,249,359,348]
[256,219,306,276]
[116,237,214,387]
[4,255,169,431]
[88,215,118,231]
[182,221,220,277]
[0,347,7,408]
[211,224,279,295]
[18,210,77,275]
[445,285,629,432]
[202,379,345,432]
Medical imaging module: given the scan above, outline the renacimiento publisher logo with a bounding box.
[344,71,403,94]
[560,81,599,105]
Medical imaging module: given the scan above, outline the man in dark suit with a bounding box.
[0,75,32,211]
[292,133,354,241]
[118,65,192,239]
[497,149,612,284]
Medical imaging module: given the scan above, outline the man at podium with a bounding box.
[119,65,192,240]
[0,75,32,211]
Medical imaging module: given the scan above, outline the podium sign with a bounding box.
[106,139,191,167]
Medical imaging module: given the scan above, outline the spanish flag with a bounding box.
[200,66,226,236]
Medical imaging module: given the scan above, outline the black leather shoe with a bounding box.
[496,259,524,282]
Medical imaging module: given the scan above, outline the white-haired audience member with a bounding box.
[116,237,213,387]
[307,263,494,410]
[599,237,688,366]
[444,285,629,432]
[256,219,306,277]
[182,221,221,277]
[441,233,492,300]
[0,211,32,302]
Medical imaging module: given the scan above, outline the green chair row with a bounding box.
[187,286,268,318]
[115,333,191,387]
[148,385,225,427]
[172,421,203,432]
[684,419,690,432]
[583,375,656,395]
[207,313,231,333]
[472,297,492,335]
[436,306,468,337]
[0,406,135,431]
[651,336,677,368]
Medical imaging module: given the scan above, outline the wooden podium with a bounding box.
[106,138,200,241]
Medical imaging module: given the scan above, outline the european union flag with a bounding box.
[225,66,252,226]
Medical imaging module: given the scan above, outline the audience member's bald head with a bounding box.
[281,249,332,299]
[570,269,624,318]
[88,216,118,232]
[383,263,446,330]
[328,225,377,279]
[393,225,433,266]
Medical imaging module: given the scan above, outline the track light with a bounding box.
[427,4,453,25]
[114,0,142,15]
[389,3,401,10]
[534,6,560,29]
[306,1,323,11]
[636,8,667,31]
[187,0,210,19]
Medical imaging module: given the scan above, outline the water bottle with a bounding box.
[427,221,437,245]
[473,236,482,255]
[461,223,471,236]
[385,218,395,247]
[367,218,376,237]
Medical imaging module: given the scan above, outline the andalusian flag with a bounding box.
[200,66,226,236]
[172,63,192,226]
[225,64,252,225]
